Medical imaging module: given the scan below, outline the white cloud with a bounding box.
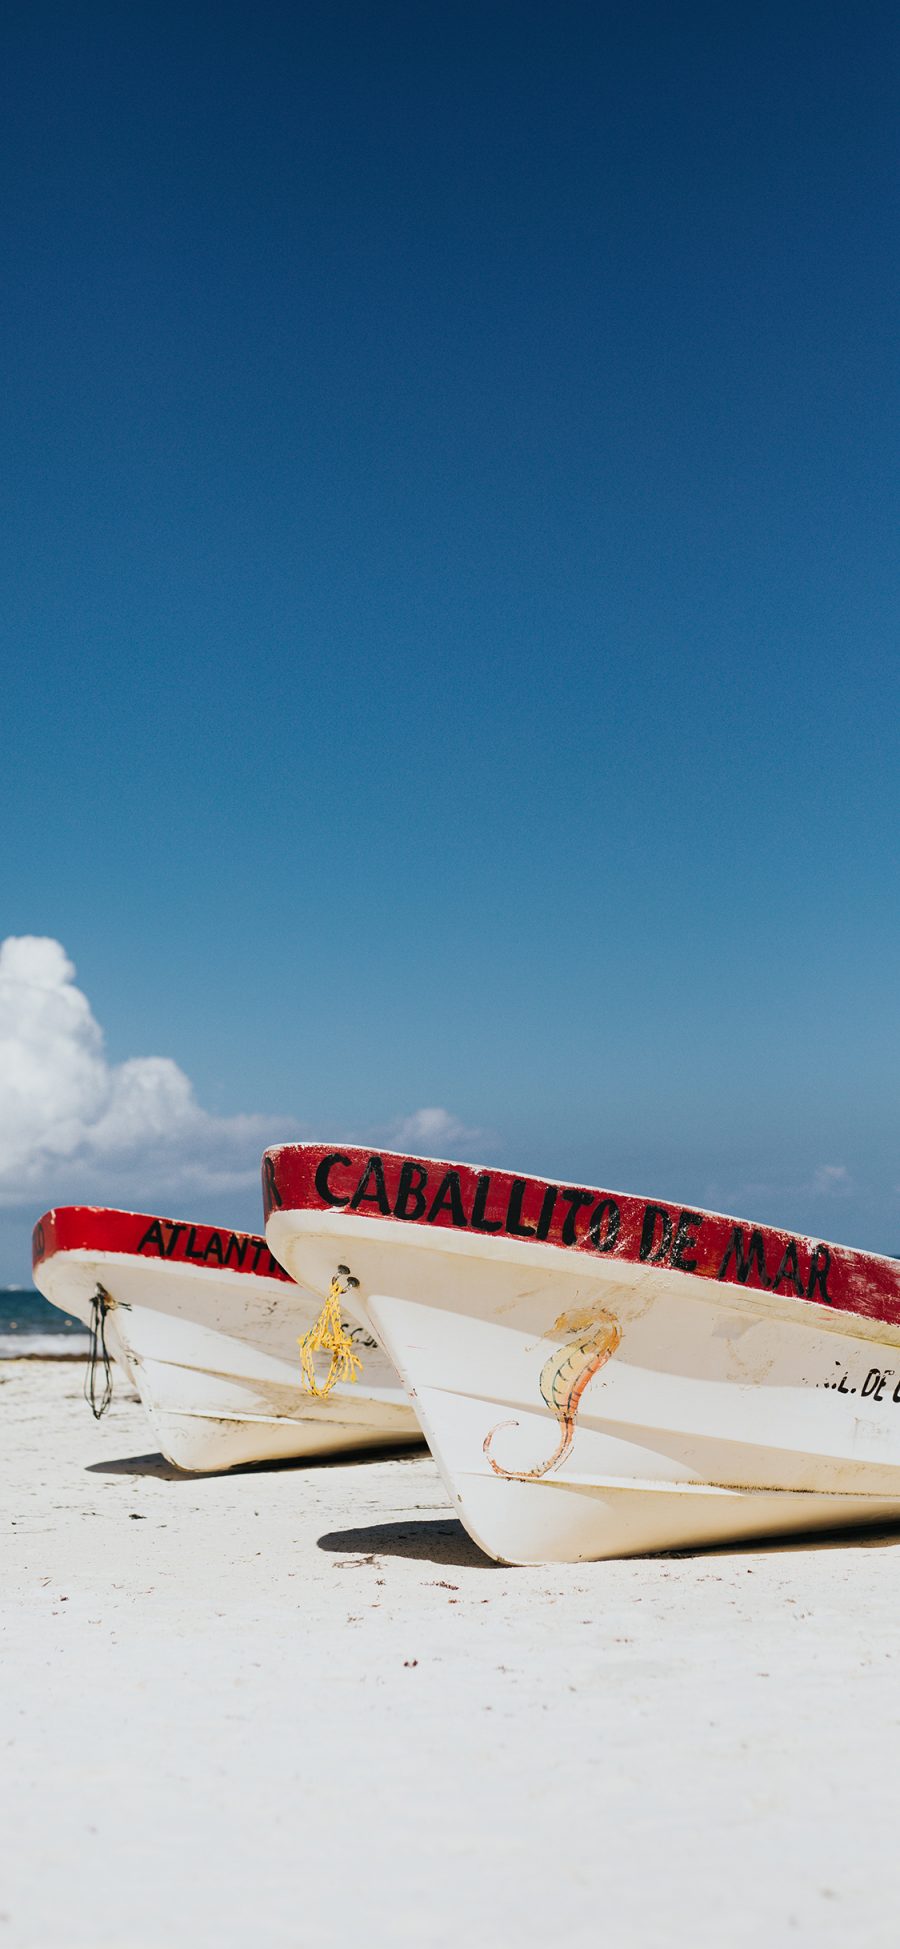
[811,1164,851,1196]
[0,935,293,1207]
[717,1163,855,1216]
[0,934,490,1273]
[387,1105,486,1154]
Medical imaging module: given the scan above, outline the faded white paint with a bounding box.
[34,1242,420,1469]
[267,1207,900,1561]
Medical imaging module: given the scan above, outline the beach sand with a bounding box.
[3,1359,900,1948]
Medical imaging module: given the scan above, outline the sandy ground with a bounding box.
[3,1361,900,1949]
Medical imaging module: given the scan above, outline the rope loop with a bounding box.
[84,1284,114,1419]
[298,1273,362,1398]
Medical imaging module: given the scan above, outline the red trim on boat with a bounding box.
[32,1206,291,1282]
[263,1143,900,1331]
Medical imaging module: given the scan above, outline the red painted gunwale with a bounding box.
[262,1143,900,1332]
[33,1206,291,1283]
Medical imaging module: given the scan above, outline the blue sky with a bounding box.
[2,1,898,1277]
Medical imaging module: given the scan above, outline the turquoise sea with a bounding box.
[0,1289,89,1356]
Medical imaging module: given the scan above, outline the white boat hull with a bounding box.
[33,1207,420,1472]
[265,1146,900,1562]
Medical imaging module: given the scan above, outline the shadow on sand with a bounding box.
[86,1442,427,1484]
[85,1456,900,1564]
[316,1513,900,1571]
[662,1514,900,1560]
[318,1517,497,1569]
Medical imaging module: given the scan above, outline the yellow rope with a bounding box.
[298,1277,363,1398]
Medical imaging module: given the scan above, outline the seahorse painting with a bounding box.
[483,1308,621,1481]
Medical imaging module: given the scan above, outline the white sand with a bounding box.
[3,1359,900,1949]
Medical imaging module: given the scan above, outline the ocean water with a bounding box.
[0,1289,89,1357]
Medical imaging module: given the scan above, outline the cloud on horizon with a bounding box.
[387,1105,488,1154]
[0,935,297,1209]
[811,1164,852,1197]
[0,937,487,1227]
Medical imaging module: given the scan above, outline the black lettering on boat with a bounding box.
[671,1210,704,1273]
[640,1205,673,1265]
[165,1222,186,1257]
[203,1231,224,1265]
[535,1184,558,1241]
[185,1227,205,1261]
[250,1237,269,1272]
[224,1232,249,1269]
[349,1155,391,1216]
[770,1239,803,1296]
[470,1172,502,1234]
[262,1154,282,1213]
[806,1244,832,1302]
[315,1153,353,1206]
[427,1170,468,1228]
[505,1178,537,1239]
[137,1219,167,1256]
[587,1198,620,1252]
[717,1226,771,1287]
[558,1189,594,1246]
[395,1160,429,1221]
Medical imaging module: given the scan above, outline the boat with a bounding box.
[32,1203,420,1471]
[263,1142,900,1563]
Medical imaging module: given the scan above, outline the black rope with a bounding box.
[84,1284,114,1419]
